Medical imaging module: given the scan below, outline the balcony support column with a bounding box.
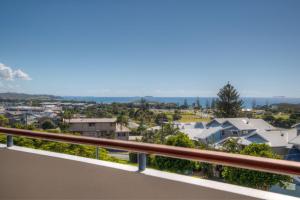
[138,153,147,171]
[96,147,99,159]
[7,135,13,147]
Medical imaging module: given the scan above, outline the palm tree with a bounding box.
[134,98,152,124]
[116,111,129,131]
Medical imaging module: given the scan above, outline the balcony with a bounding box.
[0,127,300,200]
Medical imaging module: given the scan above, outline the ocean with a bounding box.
[62,96,300,109]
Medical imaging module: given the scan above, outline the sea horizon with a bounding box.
[62,96,300,109]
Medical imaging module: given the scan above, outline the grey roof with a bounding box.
[116,124,130,132]
[174,122,210,140]
[193,127,222,140]
[239,129,298,148]
[147,126,161,131]
[289,131,300,145]
[292,123,300,128]
[213,118,275,131]
[67,118,117,123]
[127,121,139,129]
[215,129,298,148]
[256,129,297,147]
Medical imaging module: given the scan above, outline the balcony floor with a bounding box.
[0,146,279,200]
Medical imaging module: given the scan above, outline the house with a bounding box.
[285,123,300,161]
[175,118,275,144]
[216,128,297,155]
[66,118,131,140]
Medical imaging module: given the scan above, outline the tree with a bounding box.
[222,138,243,153]
[157,123,180,144]
[41,120,56,130]
[155,113,168,126]
[205,99,210,109]
[172,109,182,121]
[222,144,291,190]
[116,111,129,130]
[215,82,243,117]
[252,98,257,109]
[0,115,9,127]
[153,133,199,174]
[182,99,189,109]
[134,98,153,124]
[63,110,73,122]
[211,98,216,110]
[194,97,201,111]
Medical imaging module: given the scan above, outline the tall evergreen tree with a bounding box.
[205,99,210,109]
[195,97,201,110]
[252,98,257,109]
[211,98,216,110]
[215,82,243,117]
[182,98,189,109]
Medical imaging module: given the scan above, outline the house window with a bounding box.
[232,131,238,135]
[118,133,126,137]
[88,123,95,127]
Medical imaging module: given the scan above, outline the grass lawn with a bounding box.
[273,113,290,119]
[179,113,210,122]
[165,111,210,123]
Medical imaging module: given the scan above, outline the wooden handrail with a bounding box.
[1,126,300,176]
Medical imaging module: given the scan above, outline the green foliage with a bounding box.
[211,98,217,110]
[172,109,182,121]
[222,144,291,190]
[215,82,243,117]
[156,123,181,144]
[0,130,126,164]
[154,113,168,125]
[41,120,56,129]
[222,138,243,153]
[0,115,9,127]
[194,97,201,111]
[263,114,296,128]
[153,133,200,174]
[116,111,129,129]
[181,99,189,109]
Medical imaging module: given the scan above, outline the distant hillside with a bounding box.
[0,92,61,101]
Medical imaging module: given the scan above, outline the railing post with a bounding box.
[138,153,146,171]
[6,135,13,147]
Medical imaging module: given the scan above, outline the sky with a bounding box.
[0,0,299,97]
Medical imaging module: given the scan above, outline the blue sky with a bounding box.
[0,0,299,97]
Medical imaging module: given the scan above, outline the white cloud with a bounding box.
[13,69,32,80]
[0,63,31,81]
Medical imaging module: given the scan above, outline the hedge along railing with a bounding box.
[1,126,300,176]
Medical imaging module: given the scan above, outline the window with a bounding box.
[88,123,95,127]
[221,131,225,136]
[232,130,238,135]
[118,133,126,137]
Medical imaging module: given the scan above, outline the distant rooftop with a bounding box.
[67,118,117,123]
